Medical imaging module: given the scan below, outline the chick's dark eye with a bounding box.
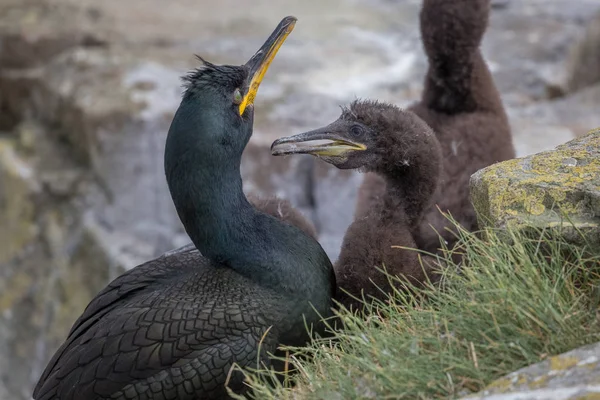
[233,88,243,105]
[350,125,364,136]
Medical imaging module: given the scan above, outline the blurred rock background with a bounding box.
[0,0,599,398]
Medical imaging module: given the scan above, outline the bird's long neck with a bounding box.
[420,0,503,114]
[175,158,253,260]
[169,153,332,308]
[378,128,442,227]
[165,102,332,304]
[422,52,503,114]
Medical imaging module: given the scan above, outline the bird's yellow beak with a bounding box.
[239,16,296,116]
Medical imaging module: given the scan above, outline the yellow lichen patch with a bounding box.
[583,362,599,370]
[484,376,514,392]
[586,127,600,135]
[478,168,522,220]
[547,187,567,203]
[515,375,529,386]
[528,148,599,176]
[521,187,546,216]
[470,128,600,239]
[549,355,580,371]
[528,375,549,389]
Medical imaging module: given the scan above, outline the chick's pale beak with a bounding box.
[271,127,367,157]
[239,16,296,116]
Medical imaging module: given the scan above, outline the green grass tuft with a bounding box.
[237,224,600,399]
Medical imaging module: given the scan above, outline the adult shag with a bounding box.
[270,0,515,309]
[33,16,335,400]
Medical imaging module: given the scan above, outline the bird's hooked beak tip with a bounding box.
[238,16,297,116]
[271,129,367,157]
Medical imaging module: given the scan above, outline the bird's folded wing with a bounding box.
[33,253,278,399]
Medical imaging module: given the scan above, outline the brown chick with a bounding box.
[357,0,515,258]
[247,195,318,240]
[272,100,442,309]
[270,0,515,310]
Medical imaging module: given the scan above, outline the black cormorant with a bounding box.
[33,16,335,400]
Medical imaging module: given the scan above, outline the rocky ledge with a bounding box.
[463,342,600,400]
[470,127,600,247]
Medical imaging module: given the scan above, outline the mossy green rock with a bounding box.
[462,341,600,400]
[470,127,600,246]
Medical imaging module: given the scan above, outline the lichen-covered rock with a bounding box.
[462,341,600,400]
[470,127,600,246]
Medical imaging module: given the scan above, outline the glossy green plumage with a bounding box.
[34,246,331,399]
[33,36,334,399]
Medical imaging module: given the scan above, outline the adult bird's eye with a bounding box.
[233,88,243,105]
[350,125,364,136]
